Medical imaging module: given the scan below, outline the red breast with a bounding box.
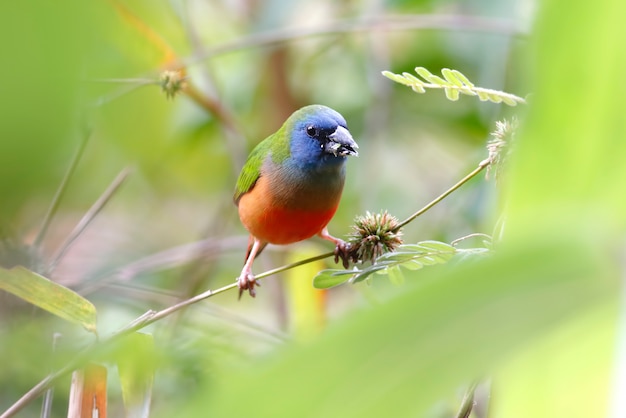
[238,174,341,245]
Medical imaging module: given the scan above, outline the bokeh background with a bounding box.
[1,0,624,417]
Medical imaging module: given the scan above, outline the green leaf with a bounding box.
[381,70,412,86]
[0,266,97,332]
[401,72,425,86]
[450,69,475,88]
[425,74,448,86]
[502,96,518,106]
[383,67,524,106]
[313,269,354,289]
[445,87,460,101]
[376,251,418,263]
[488,93,503,103]
[441,68,464,87]
[477,91,490,101]
[387,266,405,285]
[351,265,387,283]
[192,238,612,418]
[117,332,156,418]
[414,241,456,252]
[458,87,477,96]
[415,66,434,80]
[398,260,424,271]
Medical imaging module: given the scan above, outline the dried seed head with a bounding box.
[160,70,186,99]
[485,117,518,181]
[347,211,403,264]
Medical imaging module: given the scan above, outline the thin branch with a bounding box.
[45,167,132,275]
[454,381,478,418]
[33,133,90,249]
[182,14,525,67]
[98,14,524,104]
[181,83,244,146]
[394,161,489,232]
[451,233,492,247]
[39,333,61,418]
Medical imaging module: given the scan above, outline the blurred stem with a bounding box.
[180,81,239,135]
[394,160,489,231]
[455,381,478,418]
[45,167,132,275]
[110,0,176,64]
[185,14,524,66]
[33,133,90,250]
[39,333,61,418]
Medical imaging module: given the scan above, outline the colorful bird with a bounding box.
[234,105,359,297]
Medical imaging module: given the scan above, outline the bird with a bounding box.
[234,104,359,298]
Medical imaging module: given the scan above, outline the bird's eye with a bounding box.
[306,126,317,137]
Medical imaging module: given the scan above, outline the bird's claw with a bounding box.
[333,240,352,269]
[237,273,261,299]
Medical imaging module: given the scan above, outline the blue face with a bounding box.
[288,105,358,169]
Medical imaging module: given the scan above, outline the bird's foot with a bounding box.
[319,228,354,269]
[237,271,261,299]
[333,239,353,269]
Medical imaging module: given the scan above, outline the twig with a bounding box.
[183,14,524,67]
[450,233,492,247]
[454,381,478,418]
[395,161,489,231]
[95,14,524,106]
[39,333,61,418]
[33,133,90,249]
[45,167,132,275]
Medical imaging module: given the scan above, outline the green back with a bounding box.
[233,123,291,204]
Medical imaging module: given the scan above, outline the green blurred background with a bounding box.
[1,0,624,417]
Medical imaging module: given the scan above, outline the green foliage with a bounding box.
[117,333,156,417]
[1,0,624,417]
[182,239,612,418]
[0,266,97,333]
[313,240,485,289]
[382,67,526,106]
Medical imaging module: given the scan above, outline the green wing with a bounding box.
[234,122,292,205]
[233,135,271,205]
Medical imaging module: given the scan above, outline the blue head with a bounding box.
[286,105,359,170]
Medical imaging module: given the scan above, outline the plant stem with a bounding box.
[45,167,132,275]
[33,133,90,250]
[185,15,524,66]
[454,381,479,418]
[394,161,489,231]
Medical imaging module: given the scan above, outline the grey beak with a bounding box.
[326,126,359,157]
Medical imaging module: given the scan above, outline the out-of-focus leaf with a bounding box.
[445,87,460,101]
[441,68,464,87]
[0,1,97,219]
[0,266,97,333]
[387,265,404,285]
[117,333,155,418]
[181,238,612,418]
[313,269,354,289]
